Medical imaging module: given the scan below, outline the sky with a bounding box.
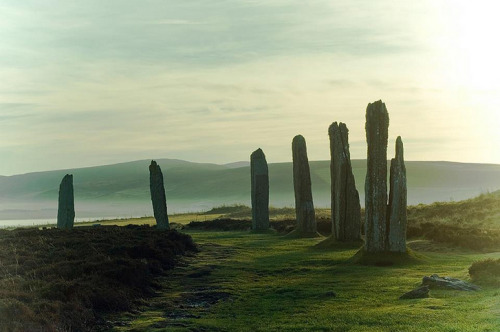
[1,0,499,175]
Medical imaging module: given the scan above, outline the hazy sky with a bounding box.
[1,0,499,175]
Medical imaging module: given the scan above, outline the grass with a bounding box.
[112,231,500,332]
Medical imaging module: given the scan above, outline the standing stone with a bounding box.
[388,136,407,252]
[251,148,270,231]
[364,100,389,252]
[329,122,361,241]
[149,160,169,229]
[57,174,75,229]
[292,135,317,237]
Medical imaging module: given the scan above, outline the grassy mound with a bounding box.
[349,248,425,266]
[407,223,500,251]
[0,225,196,331]
[407,191,500,229]
[469,258,500,286]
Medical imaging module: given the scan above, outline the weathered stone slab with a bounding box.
[388,136,407,252]
[422,274,480,291]
[251,148,270,231]
[292,135,317,236]
[329,122,361,241]
[57,174,75,229]
[149,160,169,229]
[399,285,430,300]
[364,100,389,252]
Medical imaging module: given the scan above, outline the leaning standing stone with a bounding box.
[399,286,429,300]
[364,100,389,252]
[251,148,270,231]
[57,174,75,229]
[149,160,169,229]
[388,136,407,252]
[329,122,361,241]
[292,135,317,237]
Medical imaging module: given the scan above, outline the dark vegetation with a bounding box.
[0,226,196,331]
[185,217,332,236]
[202,204,296,219]
[469,258,500,286]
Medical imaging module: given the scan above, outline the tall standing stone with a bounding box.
[292,135,317,237]
[149,160,169,229]
[388,136,407,252]
[57,174,75,229]
[329,122,361,241]
[364,100,389,252]
[251,148,270,231]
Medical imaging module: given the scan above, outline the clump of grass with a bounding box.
[469,258,500,286]
[0,226,197,331]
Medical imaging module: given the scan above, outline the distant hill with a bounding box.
[1,158,500,220]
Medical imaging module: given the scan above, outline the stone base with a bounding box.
[250,228,277,234]
[315,236,363,250]
[349,248,425,266]
[284,229,322,239]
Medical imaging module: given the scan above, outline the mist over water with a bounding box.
[0,187,496,227]
[1,159,499,226]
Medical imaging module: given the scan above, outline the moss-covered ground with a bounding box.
[112,231,500,332]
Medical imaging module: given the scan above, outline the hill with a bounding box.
[1,159,500,220]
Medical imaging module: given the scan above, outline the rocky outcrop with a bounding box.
[292,135,317,237]
[57,174,75,229]
[422,274,480,291]
[329,122,361,241]
[364,101,389,252]
[251,148,270,231]
[149,160,169,229]
[388,137,407,252]
[399,285,429,300]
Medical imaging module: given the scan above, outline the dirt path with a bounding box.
[111,242,238,331]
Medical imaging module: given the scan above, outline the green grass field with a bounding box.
[111,231,500,331]
[103,193,500,331]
